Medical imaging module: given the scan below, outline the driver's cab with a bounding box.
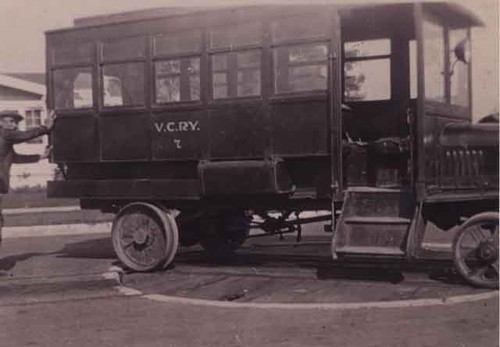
[339,3,477,190]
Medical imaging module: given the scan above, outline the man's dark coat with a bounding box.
[0,126,49,193]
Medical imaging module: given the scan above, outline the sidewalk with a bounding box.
[3,205,80,215]
[3,222,111,239]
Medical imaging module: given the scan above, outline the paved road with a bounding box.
[0,225,497,347]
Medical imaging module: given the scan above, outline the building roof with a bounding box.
[0,74,45,96]
[3,73,45,85]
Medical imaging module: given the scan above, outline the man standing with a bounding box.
[0,110,55,243]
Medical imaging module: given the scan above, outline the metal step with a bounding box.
[336,246,405,256]
[332,188,415,257]
[344,217,411,225]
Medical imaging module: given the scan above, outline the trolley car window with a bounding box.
[102,37,146,62]
[212,50,261,99]
[449,29,469,107]
[344,39,391,101]
[52,42,93,66]
[155,58,200,103]
[101,63,145,107]
[272,15,328,42]
[274,43,327,94]
[423,20,445,103]
[210,22,262,49]
[154,31,202,56]
[53,68,93,110]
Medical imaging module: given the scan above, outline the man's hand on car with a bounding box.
[40,146,52,160]
[45,110,57,131]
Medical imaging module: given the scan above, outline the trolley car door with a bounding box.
[330,10,343,195]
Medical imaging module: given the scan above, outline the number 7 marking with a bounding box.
[174,139,182,149]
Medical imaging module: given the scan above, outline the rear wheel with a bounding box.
[112,203,179,272]
[453,212,499,289]
[177,212,203,247]
[199,212,250,255]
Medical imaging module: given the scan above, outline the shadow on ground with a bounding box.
[0,235,467,287]
[0,253,46,274]
[55,237,114,260]
[172,246,466,286]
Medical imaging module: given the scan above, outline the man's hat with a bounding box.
[0,110,23,122]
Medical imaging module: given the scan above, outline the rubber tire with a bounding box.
[452,212,499,289]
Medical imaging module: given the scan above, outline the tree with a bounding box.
[344,48,366,101]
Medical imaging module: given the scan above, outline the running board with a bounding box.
[332,188,415,258]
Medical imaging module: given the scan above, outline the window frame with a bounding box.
[421,13,472,113]
[343,38,393,103]
[51,65,96,112]
[272,39,330,97]
[210,48,263,100]
[100,61,147,109]
[153,56,202,105]
[49,40,96,113]
[24,108,44,144]
[208,22,264,102]
[98,36,148,111]
[151,30,204,108]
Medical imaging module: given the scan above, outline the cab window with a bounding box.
[449,29,469,107]
[344,39,391,102]
[423,20,445,103]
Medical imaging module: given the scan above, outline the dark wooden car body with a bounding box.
[46,3,497,219]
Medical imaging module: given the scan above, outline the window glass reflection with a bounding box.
[102,63,144,107]
[449,29,469,107]
[155,58,200,103]
[53,68,93,109]
[423,20,445,103]
[274,43,327,94]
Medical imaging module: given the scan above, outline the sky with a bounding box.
[0,0,497,118]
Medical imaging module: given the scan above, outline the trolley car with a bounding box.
[45,2,499,288]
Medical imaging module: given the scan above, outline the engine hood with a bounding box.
[439,122,499,148]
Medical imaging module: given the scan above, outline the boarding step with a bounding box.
[343,217,411,225]
[332,187,415,257]
[335,246,405,256]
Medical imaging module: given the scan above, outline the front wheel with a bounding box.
[112,203,179,272]
[453,212,499,289]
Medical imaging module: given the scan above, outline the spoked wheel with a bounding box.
[453,212,499,289]
[112,203,179,272]
[200,212,251,255]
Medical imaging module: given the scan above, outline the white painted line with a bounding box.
[3,222,111,239]
[138,289,498,310]
[3,206,81,215]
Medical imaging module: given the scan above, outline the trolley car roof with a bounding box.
[46,2,483,35]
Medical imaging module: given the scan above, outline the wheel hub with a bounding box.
[133,228,150,245]
[476,241,498,263]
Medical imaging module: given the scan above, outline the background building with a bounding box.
[0,73,53,188]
